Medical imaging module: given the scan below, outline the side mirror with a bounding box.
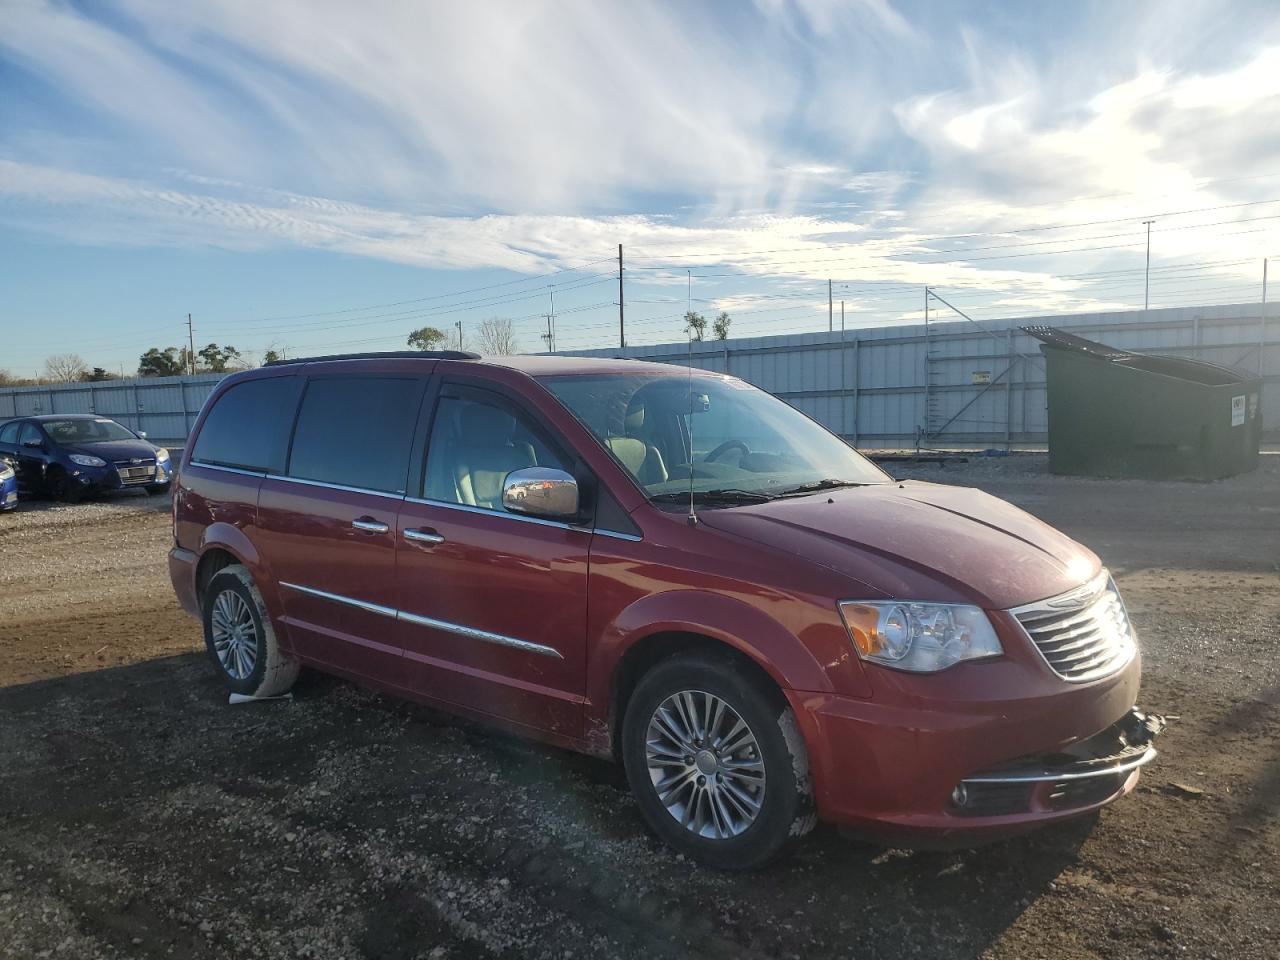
[22,439,43,450]
[502,467,579,520]
[137,431,148,439]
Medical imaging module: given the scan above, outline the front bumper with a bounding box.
[72,458,170,493]
[788,625,1151,842]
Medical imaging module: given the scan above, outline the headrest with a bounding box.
[624,403,645,435]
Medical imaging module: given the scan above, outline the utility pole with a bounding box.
[840,299,845,333]
[455,321,463,351]
[1143,220,1155,310]
[187,313,196,374]
[618,243,625,349]
[1262,258,1269,375]
[828,279,833,332]
[550,286,556,353]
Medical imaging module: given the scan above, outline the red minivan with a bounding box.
[169,351,1161,869]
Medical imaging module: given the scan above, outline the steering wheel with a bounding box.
[705,439,750,463]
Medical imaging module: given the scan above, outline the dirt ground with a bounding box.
[1,456,1277,960]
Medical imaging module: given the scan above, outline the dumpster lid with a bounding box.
[1021,325,1134,361]
[1022,324,1257,386]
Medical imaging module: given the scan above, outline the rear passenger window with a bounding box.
[288,377,422,493]
[192,377,300,472]
[423,390,572,510]
[0,422,18,444]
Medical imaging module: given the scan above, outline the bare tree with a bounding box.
[477,317,519,356]
[44,354,89,383]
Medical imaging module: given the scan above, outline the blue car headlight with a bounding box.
[69,454,107,467]
[0,465,13,481]
[155,447,170,463]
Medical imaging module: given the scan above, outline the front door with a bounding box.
[396,382,591,738]
[15,422,49,493]
[255,373,427,687]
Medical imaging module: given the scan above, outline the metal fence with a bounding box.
[2,302,1273,447]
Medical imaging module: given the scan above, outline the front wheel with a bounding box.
[621,651,815,870]
[201,564,299,698]
[49,468,83,503]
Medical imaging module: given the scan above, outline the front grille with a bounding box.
[1011,572,1135,683]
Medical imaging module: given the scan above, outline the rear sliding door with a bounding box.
[256,373,427,687]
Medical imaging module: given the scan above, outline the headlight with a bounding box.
[0,466,12,480]
[155,447,170,462]
[69,454,106,467]
[838,601,1003,673]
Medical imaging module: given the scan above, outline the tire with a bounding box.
[201,564,299,698]
[49,468,82,504]
[621,651,815,870]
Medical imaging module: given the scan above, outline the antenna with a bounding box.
[686,269,696,525]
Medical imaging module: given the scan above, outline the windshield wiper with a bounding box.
[774,478,869,497]
[649,488,775,506]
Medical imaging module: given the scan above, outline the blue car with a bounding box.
[0,457,16,512]
[0,415,172,503]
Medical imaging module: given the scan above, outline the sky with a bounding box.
[2,0,1280,375]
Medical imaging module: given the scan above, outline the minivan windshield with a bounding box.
[42,418,137,444]
[542,373,889,502]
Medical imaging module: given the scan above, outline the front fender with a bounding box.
[586,589,842,734]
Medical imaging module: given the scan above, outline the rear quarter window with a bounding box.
[191,376,300,472]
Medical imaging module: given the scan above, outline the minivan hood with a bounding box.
[64,439,157,463]
[698,480,1099,609]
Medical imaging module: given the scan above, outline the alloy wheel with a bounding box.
[210,589,259,680]
[645,690,766,839]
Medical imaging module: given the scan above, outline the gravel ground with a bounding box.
[0,458,1277,959]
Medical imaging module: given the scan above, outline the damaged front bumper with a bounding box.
[949,709,1165,818]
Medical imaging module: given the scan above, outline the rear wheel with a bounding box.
[201,564,298,698]
[621,651,815,870]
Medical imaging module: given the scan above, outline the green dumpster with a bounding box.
[1024,326,1263,480]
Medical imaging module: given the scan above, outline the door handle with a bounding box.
[404,527,445,545]
[352,518,390,534]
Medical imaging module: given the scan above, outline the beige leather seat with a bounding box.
[447,402,537,509]
[606,404,668,485]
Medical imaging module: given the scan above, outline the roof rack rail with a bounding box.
[265,350,481,366]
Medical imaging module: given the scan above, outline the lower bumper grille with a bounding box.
[115,464,156,484]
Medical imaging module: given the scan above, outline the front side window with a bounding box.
[423,389,572,511]
[18,423,43,447]
[541,373,888,502]
[191,376,299,472]
[287,376,422,493]
[42,418,136,444]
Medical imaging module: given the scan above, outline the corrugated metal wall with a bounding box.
[569,303,1276,446]
[1,303,1272,447]
[0,374,223,445]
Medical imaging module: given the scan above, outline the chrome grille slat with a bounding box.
[1010,571,1136,683]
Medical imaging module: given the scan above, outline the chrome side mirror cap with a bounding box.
[137,431,148,439]
[502,467,579,519]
